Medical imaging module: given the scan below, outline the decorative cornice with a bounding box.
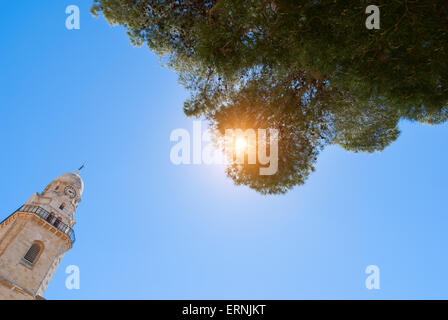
[0,274,35,299]
[0,212,72,250]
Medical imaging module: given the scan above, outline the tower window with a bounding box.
[59,203,65,210]
[54,218,61,228]
[46,213,55,224]
[23,242,44,266]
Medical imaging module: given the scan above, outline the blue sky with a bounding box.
[1,1,447,299]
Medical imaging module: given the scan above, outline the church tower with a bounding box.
[0,172,84,300]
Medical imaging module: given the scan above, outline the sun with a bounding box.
[235,137,248,153]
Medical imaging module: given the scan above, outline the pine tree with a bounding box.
[92,0,448,193]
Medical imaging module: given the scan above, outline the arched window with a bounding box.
[23,242,43,265]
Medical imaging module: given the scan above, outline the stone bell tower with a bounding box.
[0,172,84,300]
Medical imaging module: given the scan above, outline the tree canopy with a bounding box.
[92,0,448,194]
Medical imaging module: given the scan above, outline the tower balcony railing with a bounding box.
[15,205,76,245]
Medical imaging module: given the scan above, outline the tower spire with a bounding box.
[76,162,86,175]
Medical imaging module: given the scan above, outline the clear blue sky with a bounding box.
[1,1,448,300]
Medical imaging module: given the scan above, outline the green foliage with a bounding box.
[91,0,447,193]
[209,70,332,194]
